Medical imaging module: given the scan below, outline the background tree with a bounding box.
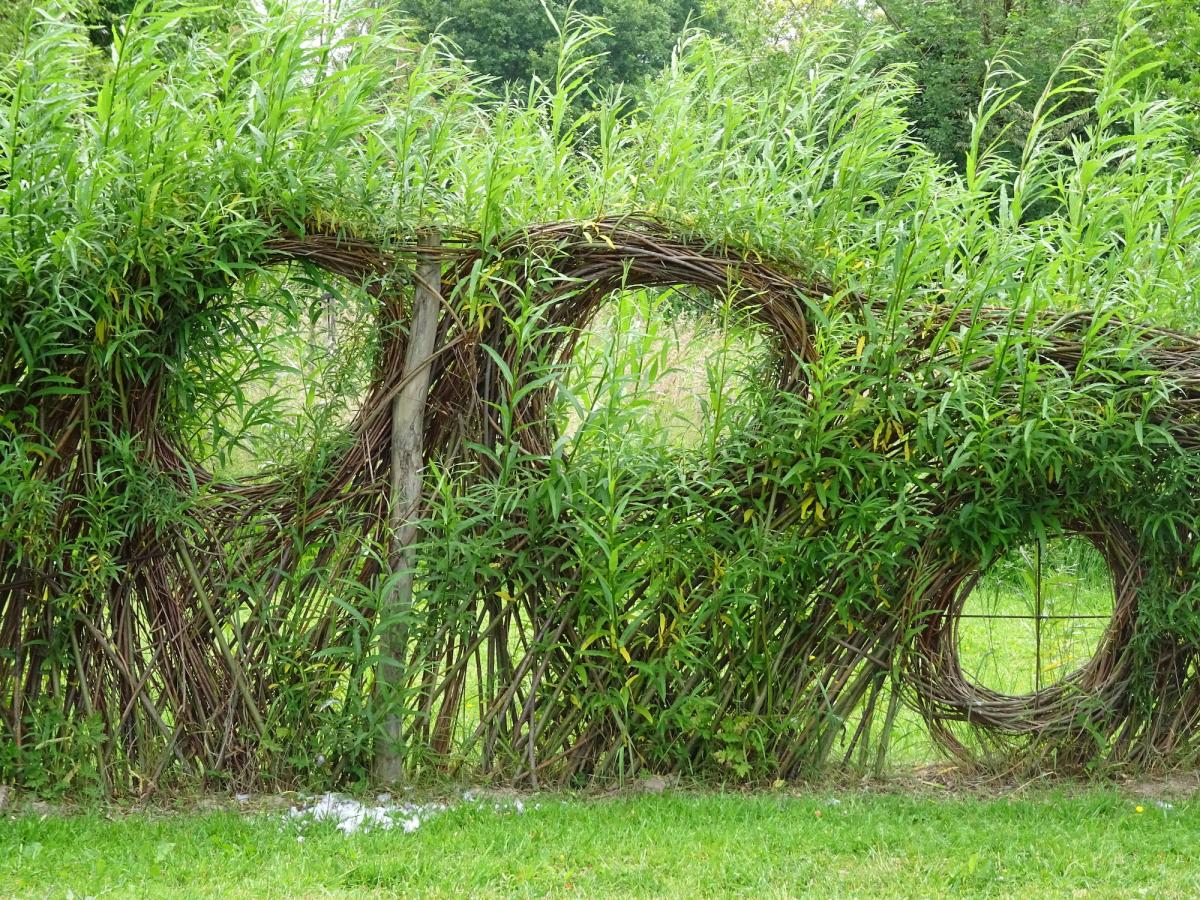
[832,0,1123,166]
[0,0,240,60]
[394,0,722,96]
[1145,0,1200,147]
[0,1,33,57]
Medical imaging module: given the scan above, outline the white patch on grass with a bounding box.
[284,790,536,837]
[286,793,449,835]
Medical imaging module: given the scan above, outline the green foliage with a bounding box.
[0,1,33,59]
[826,0,1124,166]
[0,0,238,60]
[1146,0,1200,147]
[394,0,716,96]
[79,0,152,47]
[2,0,1200,794]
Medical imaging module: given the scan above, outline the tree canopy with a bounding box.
[1149,0,1200,145]
[393,0,719,96]
[830,0,1123,163]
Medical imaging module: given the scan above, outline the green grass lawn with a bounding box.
[3,787,1196,898]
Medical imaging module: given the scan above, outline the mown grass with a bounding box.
[2,788,1197,898]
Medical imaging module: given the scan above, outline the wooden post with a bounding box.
[374,232,441,785]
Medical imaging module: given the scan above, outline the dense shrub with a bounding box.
[2,0,1199,793]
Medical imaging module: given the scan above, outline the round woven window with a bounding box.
[904,517,1142,750]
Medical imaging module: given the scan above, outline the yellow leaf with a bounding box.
[742,508,753,524]
[855,334,865,359]
[619,645,631,664]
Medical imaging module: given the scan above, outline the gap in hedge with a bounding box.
[168,262,380,480]
[958,535,1115,697]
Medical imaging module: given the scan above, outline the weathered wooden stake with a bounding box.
[374,232,441,785]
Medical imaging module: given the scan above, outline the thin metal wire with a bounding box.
[956,613,1110,620]
[1035,540,1043,694]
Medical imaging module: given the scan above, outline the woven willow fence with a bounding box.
[4,216,1200,790]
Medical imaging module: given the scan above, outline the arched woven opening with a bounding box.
[956,535,1115,696]
[553,285,776,450]
[151,233,417,496]
[166,259,382,480]
[904,516,1143,763]
[424,219,823,463]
